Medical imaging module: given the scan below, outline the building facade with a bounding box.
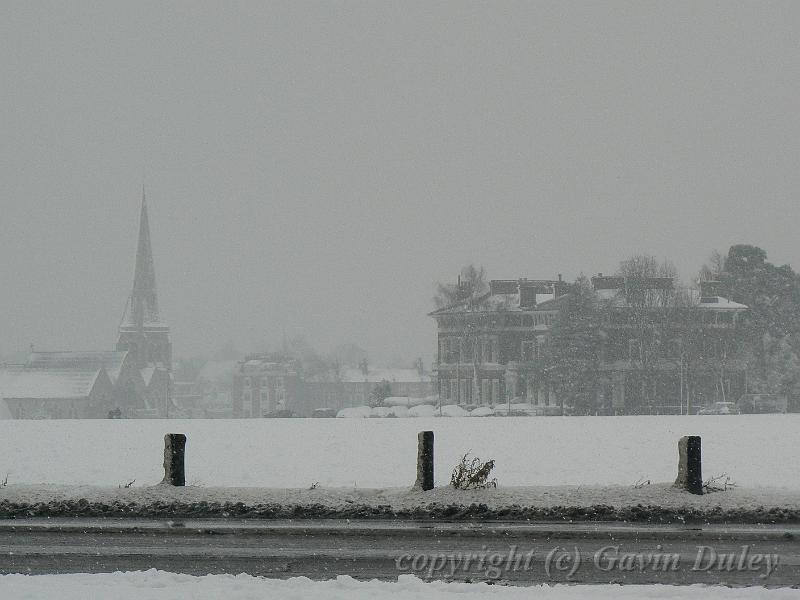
[430,275,749,415]
[231,355,300,418]
[593,276,748,415]
[430,277,569,411]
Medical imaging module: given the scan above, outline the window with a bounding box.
[492,380,500,404]
[628,339,641,361]
[521,340,537,362]
[481,379,490,404]
[243,377,251,388]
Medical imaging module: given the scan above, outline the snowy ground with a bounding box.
[0,415,795,490]
[0,571,798,599]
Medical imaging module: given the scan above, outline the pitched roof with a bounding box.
[25,351,129,383]
[429,291,564,315]
[0,367,105,400]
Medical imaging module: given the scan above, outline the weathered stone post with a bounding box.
[414,431,434,491]
[162,433,186,486]
[674,435,702,495]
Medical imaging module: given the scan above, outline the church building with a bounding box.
[0,193,173,419]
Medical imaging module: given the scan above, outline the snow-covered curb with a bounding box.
[2,483,799,523]
[4,570,798,599]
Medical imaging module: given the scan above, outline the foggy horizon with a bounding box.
[3,2,800,365]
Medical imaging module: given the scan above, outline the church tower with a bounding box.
[117,190,172,371]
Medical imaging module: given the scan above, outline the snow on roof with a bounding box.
[697,296,748,310]
[431,291,562,315]
[0,367,103,400]
[25,351,129,383]
[340,367,431,383]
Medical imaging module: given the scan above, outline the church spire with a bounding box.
[122,188,162,328]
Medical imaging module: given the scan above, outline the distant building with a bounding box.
[301,364,434,413]
[0,191,172,418]
[0,364,113,419]
[230,355,434,417]
[429,275,749,415]
[430,277,570,409]
[592,276,748,415]
[231,355,300,418]
[115,194,173,414]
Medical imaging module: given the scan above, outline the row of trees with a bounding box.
[545,245,800,412]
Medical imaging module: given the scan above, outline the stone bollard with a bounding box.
[162,433,186,486]
[414,431,434,491]
[674,435,702,495]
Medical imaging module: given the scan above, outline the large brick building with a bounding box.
[430,275,749,415]
[429,277,570,411]
[592,276,748,414]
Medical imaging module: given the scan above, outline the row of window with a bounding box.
[440,378,502,404]
[608,311,736,326]
[437,312,557,329]
[438,337,500,363]
[241,387,286,404]
[242,376,285,388]
[612,338,731,361]
[439,337,547,364]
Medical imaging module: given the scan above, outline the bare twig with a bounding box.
[451,452,497,489]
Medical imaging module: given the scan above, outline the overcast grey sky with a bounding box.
[2,2,799,365]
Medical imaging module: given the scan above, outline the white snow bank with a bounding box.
[408,404,436,417]
[336,406,372,418]
[370,406,394,418]
[0,570,793,600]
[389,405,409,418]
[438,404,469,417]
[470,406,494,417]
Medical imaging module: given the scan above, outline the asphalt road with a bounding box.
[1,519,799,586]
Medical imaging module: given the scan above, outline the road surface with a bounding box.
[1,519,798,586]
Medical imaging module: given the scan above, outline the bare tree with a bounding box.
[698,250,727,282]
[433,264,488,309]
[616,255,679,410]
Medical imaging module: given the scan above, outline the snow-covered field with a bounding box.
[0,415,796,489]
[1,571,799,600]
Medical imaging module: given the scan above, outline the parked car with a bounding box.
[697,401,740,415]
[737,394,788,414]
[263,409,296,418]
